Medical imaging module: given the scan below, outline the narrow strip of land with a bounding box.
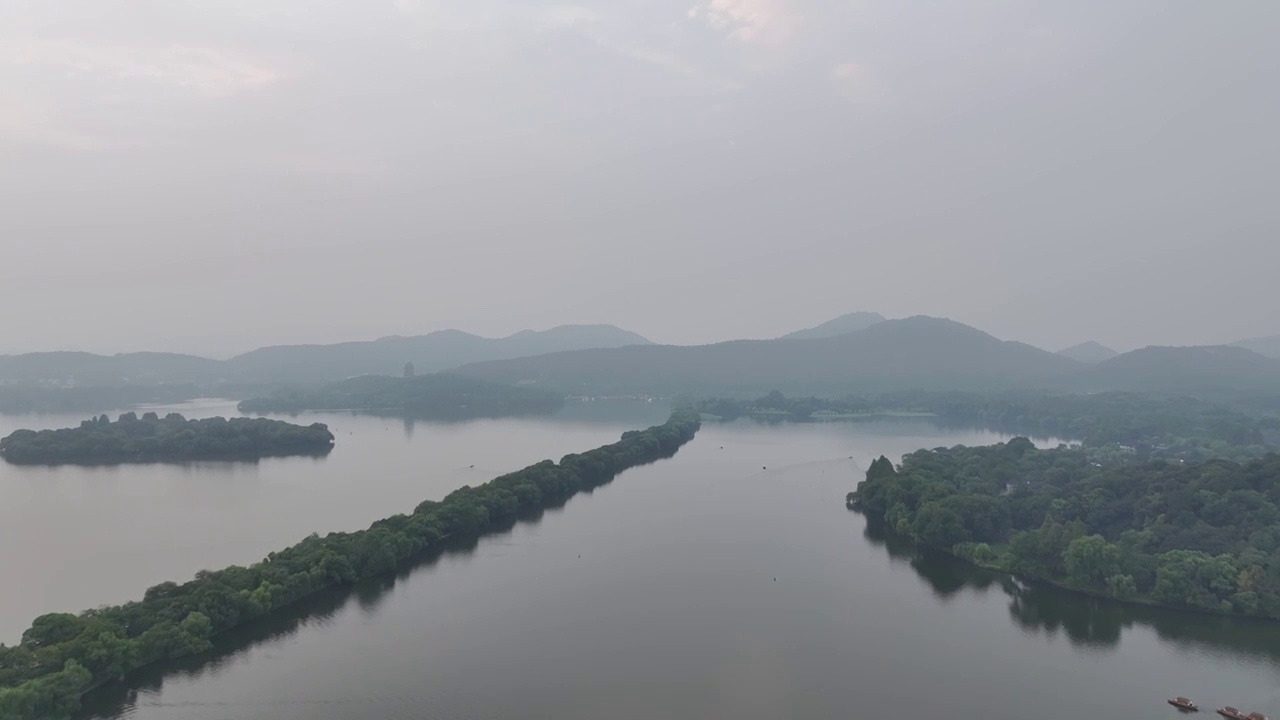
[0,411,701,720]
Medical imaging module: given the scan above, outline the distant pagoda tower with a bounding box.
[403,362,415,378]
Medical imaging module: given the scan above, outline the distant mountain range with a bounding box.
[0,351,222,386]
[455,316,1086,396]
[6,316,1280,402]
[1080,345,1280,393]
[0,325,651,386]
[779,312,885,339]
[455,317,1280,397]
[1056,341,1119,364]
[1232,335,1280,359]
[223,325,651,384]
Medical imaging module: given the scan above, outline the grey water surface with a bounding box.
[5,404,1277,719]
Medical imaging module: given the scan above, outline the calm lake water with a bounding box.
[0,399,672,643]
[3,404,1278,719]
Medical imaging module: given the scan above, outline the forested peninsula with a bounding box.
[851,441,1280,620]
[237,373,564,419]
[0,414,334,465]
[0,410,701,720]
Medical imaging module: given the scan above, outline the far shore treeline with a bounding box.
[0,410,701,720]
[0,385,201,415]
[0,414,334,465]
[694,390,1276,464]
[237,373,565,418]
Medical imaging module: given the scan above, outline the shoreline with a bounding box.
[859,509,1276,624]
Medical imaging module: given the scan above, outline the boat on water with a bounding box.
[1169,697,1199,711]
[1216,707,1269,720]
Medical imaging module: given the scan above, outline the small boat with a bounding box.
[1169,697,1199,712]
[1217,708,1247,720]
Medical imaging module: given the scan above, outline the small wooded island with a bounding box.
[0,413,334,465]
[237,372,564,418]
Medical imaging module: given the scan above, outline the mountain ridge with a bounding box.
[454,316,1086,396]
[1079,344,1280,392]
[780,311,886,339]
[0,325,652,386]
[1056,341,1119,364]
[1232,335,1280,359]
[224,324,652,383]
[7,321,1280,399]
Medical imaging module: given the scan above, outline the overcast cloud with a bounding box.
[1,0,1277,357]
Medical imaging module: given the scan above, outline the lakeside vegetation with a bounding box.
[237,373,565,419]
[0,414,334,465]
[851,440,1280,620]
[0,410,701,720]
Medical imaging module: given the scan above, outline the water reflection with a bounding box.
[7,448,334,470]
[0,400,666,643]
[77,503,564,719]
[863,512,1280,668]
[859,511,915,564]
[862,515,1003,600]
[81,585,354,715]
[1007,581,1129,649]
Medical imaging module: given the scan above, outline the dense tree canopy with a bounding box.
[852,441,1280,620]
[0,411,700,720]
[237,373,564,419]
[0,414,334,465]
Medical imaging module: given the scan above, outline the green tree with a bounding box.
[1105,574,1137,598]
[1063,535,1123,589]
[911,502,969,548]
[20,614,85,649]
[1153,550,1238,612]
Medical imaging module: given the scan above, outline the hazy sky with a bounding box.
[2,1,1277,357]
